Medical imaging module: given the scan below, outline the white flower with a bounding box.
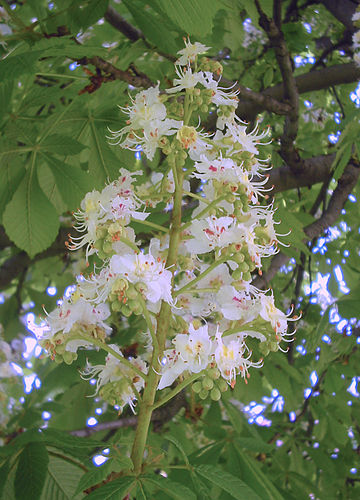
[201,72,239,107]
[46,297,111,335]
[214,331,261,385]
[110,252,173,304]
[142,118,182,160]
[176,39,210,65]
[217,285,258,322]
[352,11,360,22]
[83,344,147,412]
[158,324,212,389]
[70,169,145,258]
[259,294,288,335]
[218,121,270,156]
[167,66,204,93]
[185,216,236,254]
[353,30,360,50]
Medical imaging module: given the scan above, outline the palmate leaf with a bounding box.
[195,464,262,500]
[2,163,60,257]
[40,455,85,500]
[14,442,49,500]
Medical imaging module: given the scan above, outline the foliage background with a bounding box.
[0,0,360,498]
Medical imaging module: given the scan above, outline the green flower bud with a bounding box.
[210,387,221,401]
[192,381,202,394]
[216,378,229,392]
[202,377,214,391]
[199,389,209,400]
[208,367,221,380]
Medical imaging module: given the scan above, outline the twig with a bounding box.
[104,6,144,42]
[70,391,186,437]
[255,0,301,171]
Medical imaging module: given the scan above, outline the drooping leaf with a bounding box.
[3,163,60,257]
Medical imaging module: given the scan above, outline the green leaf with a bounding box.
[40,135,86,156]
[122,0,179,53]
[0,159,26,223]
[0,51,43,81]
[41,154,92,209]
[164,434,190,466]
[42,429,104,457]
[195,464,261,500]
[142,476,197,500]
[336,285,360,318]
[232,446,285,500]
[153,0,219,38]
[3,164,60,257]
[333,143,352,181]
[74,461,114,496]
[88,119,121,186]
[85,476,135,499]
[0,80,13,121]
[40,455,85,500]
[14,442,49,500]
[0,461,10,498]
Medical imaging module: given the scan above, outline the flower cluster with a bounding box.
[353,9,360,67]
[39,40,294,413]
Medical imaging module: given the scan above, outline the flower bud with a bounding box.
[202,377,214,391]
[210,387,221,401]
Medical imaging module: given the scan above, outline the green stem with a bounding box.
[152,372,203,410]
[179,287,219,294]
[183,190,211,204]
[174,258,226,297]
[36,73,86,80]
[118,236,140,254]
[130,167,184,475]
[67,333,147,381]
[138,296,159,354]
[182,194,227,231]
[131,218,168,233]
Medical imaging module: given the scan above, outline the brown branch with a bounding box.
[236,62,360,121]
[104,5,144,42]
[254,159,360,288]
[76,56,154,89]
[263,153,335,194]
[70,391,186,438]
[255,0,301,170]
[320,0,357,31]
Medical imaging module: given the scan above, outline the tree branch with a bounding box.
[76,56,154,89]
[236,62,360,121]
[255,0,301,170]
[70,391,186,438]
[254,159,360,288]
[104,5,144,42]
